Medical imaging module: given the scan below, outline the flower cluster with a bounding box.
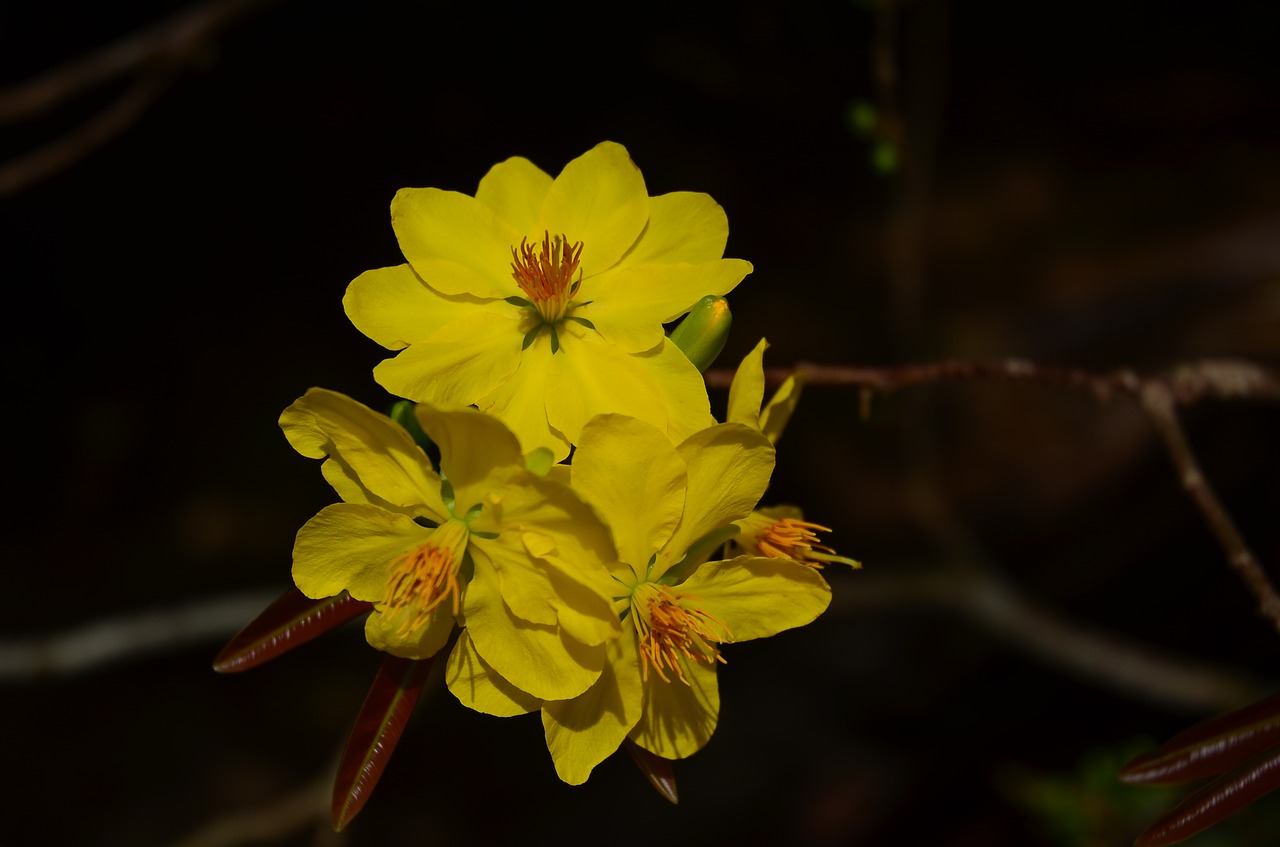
[221,142,858,808]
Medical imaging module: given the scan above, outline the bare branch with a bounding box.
[0,0,284,198]
[164,772,341,847]
[0,589,280,681]
[832,568,1270,713]
[1139,382,1280,631]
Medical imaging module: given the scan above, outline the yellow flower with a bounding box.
[725,339,859,569]
[344,141,752,460]
[446,415,831,783]
[281,388,619,702]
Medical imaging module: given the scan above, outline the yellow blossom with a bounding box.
[344,141,752,460]
[732,505,861,569]
[443,414,831,783]
[281,388,619,702]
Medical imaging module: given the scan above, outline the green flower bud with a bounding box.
[669,295,732,372]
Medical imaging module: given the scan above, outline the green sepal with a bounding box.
[505,295,534,309]
[668,295,732,372]
[390,400,434,453]
[521,325,541,351]
[566,315,597,331]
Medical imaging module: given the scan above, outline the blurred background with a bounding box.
[3,1,1279,844]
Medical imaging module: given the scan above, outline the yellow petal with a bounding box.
[639,340,719,445]
[579,259,752,353]
[343,263,489,351]
[292,503,430,602]
[680,556,831,641]
[760,373,804,445]
[539,141,648,278]
[414,405,524,512]
[446,630,541,716]
[542,634,644,785]
[372,310,523,405]
[280,388,445,514]
[475,156,553,234]
[629,655,720,760]
[726,338,769,428]
[658,423,775,576]
[572,415,687,567]
[390,187,522,299]
[364,596,454,659]
[474,335,571,461]
[616,191,729,267]
[463,550,604,701]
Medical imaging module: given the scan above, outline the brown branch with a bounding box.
[832,568,1270,713]
[1139,382,1280,630]
[707,357,1280,403]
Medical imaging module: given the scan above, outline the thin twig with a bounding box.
[832,568,1270,713]
[1139,382,1280,630]
[0,589,280,680]
[0,0,284,198]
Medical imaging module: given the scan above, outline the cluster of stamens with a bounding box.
[750,516,859,569]
[510,231,583,324]
[384,538,463,637]
[632,583,731,684]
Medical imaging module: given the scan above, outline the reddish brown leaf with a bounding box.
[1120,692,1280,785]
[213,588,372,673]
[624,738,678,804]
[332,654,434,831]
[1135,747,1280,846]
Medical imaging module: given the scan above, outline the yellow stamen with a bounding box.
[510,231,583,324]
[383,520,468,637]
[631,583,731,684]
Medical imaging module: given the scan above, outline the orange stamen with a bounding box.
[510,231,583,323]
[632,583,731,684]
[383,523,467,637]
[756,517,837,568]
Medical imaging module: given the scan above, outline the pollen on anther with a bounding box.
[510,231,583,324]
[633,584,730,684]
[384,540,462,637]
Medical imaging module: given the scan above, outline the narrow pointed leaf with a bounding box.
[332,655,434,831]
[1135,747,1280,846]
[213,588,372,673]
[624,738,678,804]
[1121,693,1280,785]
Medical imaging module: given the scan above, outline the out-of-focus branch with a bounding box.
[832,567,1270,713]
[0,0,283,198]
[0,589,280,680]
[165,772,341,847]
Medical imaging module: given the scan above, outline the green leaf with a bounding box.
[212,589,372,673]
[332,655,435,831]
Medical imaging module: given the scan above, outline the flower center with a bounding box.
[631,582,730,684]
[510,231,583,324]
[740,513,859,569]
[383,519,469,636]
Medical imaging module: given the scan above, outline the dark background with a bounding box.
[3,1,1279,845]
